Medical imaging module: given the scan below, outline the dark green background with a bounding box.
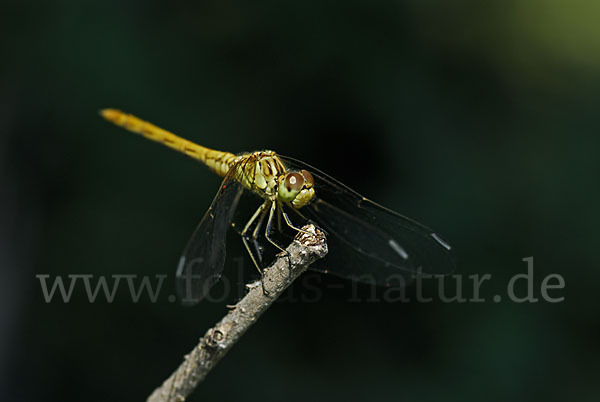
[2,1,598,401]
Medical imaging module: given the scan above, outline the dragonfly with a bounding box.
[101,109,455,304]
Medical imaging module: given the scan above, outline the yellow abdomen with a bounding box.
[100,109,236,178]
[100,109,289,201]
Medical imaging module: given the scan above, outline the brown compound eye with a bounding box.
[301,169,314,186]
[285,172,304,191]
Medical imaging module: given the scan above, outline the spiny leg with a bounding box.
[286,202,311,222]
[285,202,327,236]
[230,203,266,259]
[265,201,293,279]
[241,202,270,294]
[277,201,282,233]
[281,203,313,236]
[251,206,269,265]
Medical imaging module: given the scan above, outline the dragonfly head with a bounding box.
[277,169,315,209]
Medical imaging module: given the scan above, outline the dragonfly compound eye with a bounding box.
[300,169,314,186]
[285,172,305,191]
[278,172,304,203]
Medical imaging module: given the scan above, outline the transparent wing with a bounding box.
[175,171,244,305]
[280,155,456,286]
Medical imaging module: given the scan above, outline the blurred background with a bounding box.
[2,0,599,401]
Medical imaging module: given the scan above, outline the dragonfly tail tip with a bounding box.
[99,108,121,122]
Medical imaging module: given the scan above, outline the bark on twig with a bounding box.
[147,224,327,402]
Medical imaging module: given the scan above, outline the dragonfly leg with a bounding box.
[281,206,313,236]
[286,204,325,236]
[286,203,310,222]
[265,201,293,280]
[241,202,270,294]
[251,205,269,264]
[277,202,282,233]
